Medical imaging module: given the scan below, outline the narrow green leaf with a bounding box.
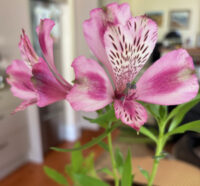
[139,127,157,142]
[74,174,109,186]
[43,166,68,185]
[159,105,168,120]
[166,120,200,138]
[121,150,132,186]
[51,122,120,152]
[115,148,124,174]
[98,141,109,151]
[140,102,160,122]
[138,166,149,180]
[83,106,117,128]
[97,168,113,176]
[167,94,200,132]
[84,153,97,177]
[71,143,83,172]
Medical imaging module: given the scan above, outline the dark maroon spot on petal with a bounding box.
[112,43,118,50]
[144,35,148,42]
[140,44,145,51]
[116,52,120,59]
[137,37,141,46]
[134,22,137,31]
[122,35,125,43]
[119,42,124,52]
[109,34,114,41]
[110,50,116,57]
[134,37,137,45]
[142,46,148,54]
[118,27,121,35]
[109,55,114,60]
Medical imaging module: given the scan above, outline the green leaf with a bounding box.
[139,127,157,142]
[43,166,68,185]
[98,141,109,151]
[121,150,132,186]
[83,106,117,128]
[97,168,113,176]
[74,174,109,186]
[138,166,149,180]
[84,153,97,177]
[115,148,124,174]
[166,120,200,138]
[159,105,168,120]
[71,143,83,172]
[140,102,160,122]
[51,122,120,152]
[167,94,200,132]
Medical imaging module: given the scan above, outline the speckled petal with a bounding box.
[114,99,148,131]
[104,16,157,93]
[83,3,132,84]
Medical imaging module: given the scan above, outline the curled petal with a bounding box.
[114,99,147,131]
[36,19,71,88]
[66,56,114,111]
[104,16,157,93]
[13,99,37,114]
[19,30,39,66]
[137,49,199,105]
[83,3,132,83]
[6,60,37,100]
[32,58,69,107]
[36,19,55,68]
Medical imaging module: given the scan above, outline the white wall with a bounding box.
[129,0,200,46]
[0,0,33,59]
[0,0,43,162]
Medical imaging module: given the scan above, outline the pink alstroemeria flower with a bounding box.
[7,19,72,113]
[67,3,199,130]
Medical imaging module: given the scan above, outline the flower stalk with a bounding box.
[107,123,119,186]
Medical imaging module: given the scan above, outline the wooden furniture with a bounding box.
[187,48,200,64]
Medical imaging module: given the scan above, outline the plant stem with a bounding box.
[148,121,166,186]
[107,132,119,186]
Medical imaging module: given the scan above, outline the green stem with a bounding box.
[107,131,119,186]
[148,123,165,186]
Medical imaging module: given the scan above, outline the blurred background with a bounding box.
[0,0,199,185]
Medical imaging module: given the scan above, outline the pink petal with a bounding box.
[18,30,39,66]
[66,56,114,111]
[6,60,37,100]
[137,49,199,105]
[114,99,148,131]
[83,3,132,84]
[13,99,37,114]
[36,19,71,88]
[32,58,69,107]
[36,19,55,68]
[104,16,157,93]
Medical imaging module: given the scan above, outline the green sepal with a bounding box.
[138,166,150,180]
[121,150,132,186]
[115,148,124,174]
[43,166,68,185]
[74,174,109,186]
[83,106,117,128]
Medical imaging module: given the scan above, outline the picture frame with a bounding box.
[146,11,163,27]
[169,10,190,29]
